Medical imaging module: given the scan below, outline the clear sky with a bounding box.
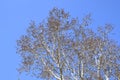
[0,0,120,80]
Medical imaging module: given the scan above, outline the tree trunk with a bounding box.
[97,59,100,80]
[81,60,84,80]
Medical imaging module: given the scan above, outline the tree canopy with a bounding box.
[17,8,120,80]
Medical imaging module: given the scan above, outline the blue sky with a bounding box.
[0,0,120,80]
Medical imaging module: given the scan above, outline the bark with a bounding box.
[96,55,102,80]
[97,60,100,80]
[81,60,84,80]
[105,74,109,80]
[60,68,63,80]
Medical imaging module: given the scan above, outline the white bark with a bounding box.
[49,69,61,80]
[97,59,100,78]
[81,60,84,78]
[105,74,109,80]
[96,54,102,79]
[41,57,61,80]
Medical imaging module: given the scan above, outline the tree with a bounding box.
[17,8,120,80]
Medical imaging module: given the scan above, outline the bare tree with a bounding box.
[17,8,120,80]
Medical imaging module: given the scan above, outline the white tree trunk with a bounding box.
[95,54,102,79]
[97,59,100,79]
[81,60,84,79]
